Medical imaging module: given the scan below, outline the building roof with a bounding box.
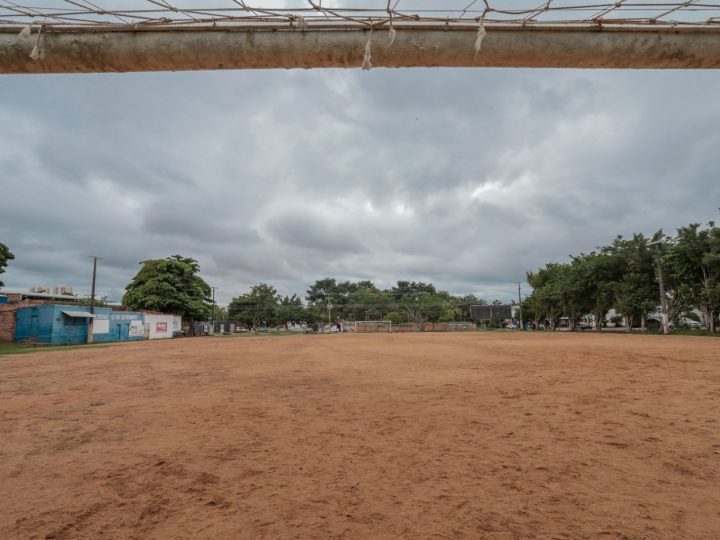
[1,290,80,302]
[61,310,95,318]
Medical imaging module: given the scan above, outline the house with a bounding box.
[143,312,177,340]
[14,304,145,345]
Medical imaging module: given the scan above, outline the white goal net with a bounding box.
[2,2,718,30]
[354,321,392,333]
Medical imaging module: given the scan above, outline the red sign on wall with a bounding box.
[156,322,168,333]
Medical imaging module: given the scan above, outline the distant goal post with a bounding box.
[354,321,392,333]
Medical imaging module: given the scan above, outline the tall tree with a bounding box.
[671,223,720,332]
[306,278,338,305]
[0,242,15,288]
[228,283,280,330]
[390,281,441,325]
[572,250,625,331]
[457,294,485,321]
[656,233,692,328]
[276,294,306,328]
[122,255,211,320]
[607,234,658,331]
[526,263,568,330]
[348,284,387,321]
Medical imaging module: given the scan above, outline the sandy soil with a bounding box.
[1,332,719,539]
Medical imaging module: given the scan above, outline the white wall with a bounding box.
[92,319,110,334]
[144,314,175,340]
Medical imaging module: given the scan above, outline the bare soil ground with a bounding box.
[1,332,719,539]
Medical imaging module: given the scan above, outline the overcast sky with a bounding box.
[1,66,719,305]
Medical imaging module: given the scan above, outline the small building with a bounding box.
[92,308,145,343]
[143,312,176,340]
[0,291,85,343]
[1,299,52,342]
[15,304,145,345]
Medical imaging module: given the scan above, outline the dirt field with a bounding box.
[1,333,719,539]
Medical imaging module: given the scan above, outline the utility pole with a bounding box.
[515,282,523,330]
[327,303,333,324]
[89,256,101,314]
[211,287,218,331]
[88,256,101,344]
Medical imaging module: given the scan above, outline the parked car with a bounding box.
[680,318,701,329]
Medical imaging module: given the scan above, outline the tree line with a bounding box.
[522,222,720,332]
[1,249,498,327]
[6,217,718,335]
[225,279,497,330]
[120,256,501,328]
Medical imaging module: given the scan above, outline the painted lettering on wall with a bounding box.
[128,320,144,337]
[94,313,141,321]
[156,322,168,333]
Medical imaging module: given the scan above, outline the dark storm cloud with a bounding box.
[266,211,368,254]
[1,68,719,305]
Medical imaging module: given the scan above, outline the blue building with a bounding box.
[14,304,146,345]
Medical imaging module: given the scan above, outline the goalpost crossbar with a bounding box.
[2,2,720,72]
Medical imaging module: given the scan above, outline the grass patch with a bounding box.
[0,342,112,356]
[671,328,718,337]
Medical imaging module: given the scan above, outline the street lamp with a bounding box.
[648,238,670,335]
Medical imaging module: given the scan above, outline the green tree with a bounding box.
[526,263,568,330]
[214,306,229,321]
[457,294,485,321]
[306,278,345,320]
[383,311,407,324]
[561,261,596,331]
[572,251,624,332]
[228,283,280,330]
[347,284,388,321]
[122,255,211,320]
[0,242,15,288]
[306,278,338,305]
[655,232,691,329]
[77,295,110,308]
[671,223,720,332]
[390,281,447,326]
[521,294,542,326]
[276,294,306,328]
[607,234,658,331]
